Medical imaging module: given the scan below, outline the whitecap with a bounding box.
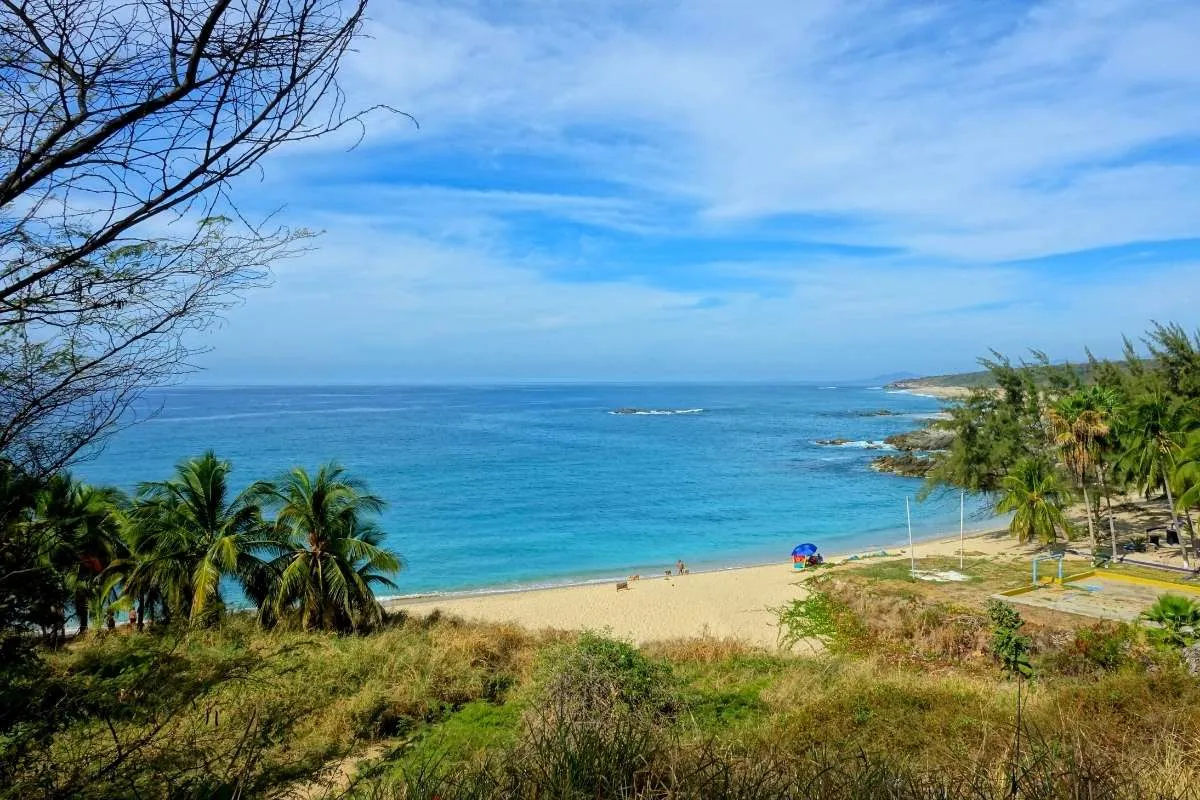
[815,440,897,450]
[608,408,705,416]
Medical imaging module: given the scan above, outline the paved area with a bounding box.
[1001,575,1200,622]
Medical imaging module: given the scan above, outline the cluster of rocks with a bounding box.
[870,453,937,477]
[883,428,955,451]
[869,426,956,478]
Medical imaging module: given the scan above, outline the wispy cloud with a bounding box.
[204,0,1200,381]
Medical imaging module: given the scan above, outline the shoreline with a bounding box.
[886,384,975,400]
[384,523,1017,648]
[379,518,1007,605]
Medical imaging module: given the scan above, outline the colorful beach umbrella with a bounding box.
[792,543,818,557]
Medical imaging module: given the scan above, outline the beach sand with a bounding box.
[385,529,1026,648]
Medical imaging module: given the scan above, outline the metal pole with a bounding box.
[959,490,965,571]
[907,496,915,576]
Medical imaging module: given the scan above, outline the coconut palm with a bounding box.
[262,463,401,631]
[1117,394,1191,567]
[0,461,63,637]
[1141,594,1200,648]
[130,451,277,624]
[995,457,1072,545]
[1173,425,1200,548]
[1083,386,1124,563]
[1047,391,1107,558]
[36,476,126,633]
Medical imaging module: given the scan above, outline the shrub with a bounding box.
[775,579,864,653]
[1040,622,1136,676]
[533,631,678,721]
[1142,595,1200,649]
[987,600,1031,676]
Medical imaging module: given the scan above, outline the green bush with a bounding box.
[1142,595,1200,649]
[1041,623,1136,676]
[534,631,678,719]
[775,580,862,652]
[987,600,1032,676]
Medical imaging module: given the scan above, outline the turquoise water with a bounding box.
[76,384,998,596]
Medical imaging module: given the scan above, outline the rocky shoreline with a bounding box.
[868,411,957,478]
[870,452,937,477]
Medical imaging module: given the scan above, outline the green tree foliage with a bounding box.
[1116,394,1193,565]
[1047,391,1109,552]
[1144,322,1200,400]
[1,454,402,639]
[1141,594,1200,649]
[987,600,1032,676]
[921,352,1076,497]
[129,451,278,625]
[262,463,402,631]
[924,322,1200,564]
[994,458,1071,545]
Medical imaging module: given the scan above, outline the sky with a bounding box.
[197,0,1200,384]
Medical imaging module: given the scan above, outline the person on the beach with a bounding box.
[676,559,686,575]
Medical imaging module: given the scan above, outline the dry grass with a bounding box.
[15,561,1200,800]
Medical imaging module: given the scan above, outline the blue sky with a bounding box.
[198,0,1200,383]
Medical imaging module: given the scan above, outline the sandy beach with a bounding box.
[386,528,1028,648]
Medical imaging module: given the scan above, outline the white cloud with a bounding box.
[303,0,1200,260]
[197,215,1200,382]
[199,0,1200,380]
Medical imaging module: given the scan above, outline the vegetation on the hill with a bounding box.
[1,554,1198,800]
[1,452,402,640]
[916,323,1200,562]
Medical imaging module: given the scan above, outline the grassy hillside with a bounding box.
[7,553,1199,800]
[887,361,1105,392]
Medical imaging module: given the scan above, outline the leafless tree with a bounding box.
[0,0,396,477]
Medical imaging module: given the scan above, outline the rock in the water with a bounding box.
[884,427,955,451]
[815,438,851,446]
[871,453,936,477]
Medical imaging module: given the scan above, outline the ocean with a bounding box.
[75,384,999,596]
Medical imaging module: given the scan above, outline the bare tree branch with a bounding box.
[0,0,401,478]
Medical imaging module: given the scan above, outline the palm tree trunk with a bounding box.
[136,597,146,633]
[1163,480,1190,568]
[1080,481,1097,561]
[74,591,89,634]
[1096,465,1118,564]
[1184,507,1198,565]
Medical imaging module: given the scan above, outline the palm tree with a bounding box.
[1173,426,1200,553]
[130,451,277,624]
[262,463,401,631]
[1117,394,1191,567]
[1084,386,1124,564]
[36,475,125,633]
[995,457,1072,546]
[1047,392,1106,558]
[0,461,63,638]
[1141,594,1200,648]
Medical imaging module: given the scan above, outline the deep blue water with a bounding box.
[76,384,998,596]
